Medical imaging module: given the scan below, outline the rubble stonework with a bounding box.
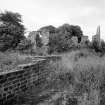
[28,31,38,49]
[71,36,78,46]
[27,29,50,54]
[0,60,48,105]
[0,56,61,105]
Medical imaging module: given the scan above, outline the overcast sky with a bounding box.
[0,0,105,40]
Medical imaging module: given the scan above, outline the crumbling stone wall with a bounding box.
[0,59,48,105]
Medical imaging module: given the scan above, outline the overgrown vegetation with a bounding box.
[0,11,25,51]
[13,49,105,105]
[16,39,33,54]
[87,40,105,56]
[43,50,105,104]
[1,10,105,105]
[0,52,33,72]
[47,24,83,53]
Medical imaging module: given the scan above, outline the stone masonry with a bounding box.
[0,59,49,105]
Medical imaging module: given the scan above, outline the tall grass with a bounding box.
[45,49,105,105]
[15,49,105,105]
[0,52,32,72]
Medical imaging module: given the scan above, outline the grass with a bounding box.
[0,51,33,72]
[6,49,105,105]
[40,49,105,105]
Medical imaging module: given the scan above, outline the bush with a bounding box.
[45,50,105,104]
[0,52,32,72]
[48,24,83,54]
[89,40,105,55]
[16,39,34,54]
[0,11,25,51]
[14,49,105,105]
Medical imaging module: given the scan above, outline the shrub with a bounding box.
[89,40,105,55]
[0,11,25,51]
[14,49,105,105]
[0,52,32,72]
[45,50,105,104]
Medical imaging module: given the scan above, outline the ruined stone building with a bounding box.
[37,29,50,55]
[92,26,101,43]
[80,36,89,46]
[71,36,78,46]
[38,29,49,46]
[28,31,37,49]
[27,28,50,55]
[71,35,89,47]
[28,27,90,54]
[81,36,89,43]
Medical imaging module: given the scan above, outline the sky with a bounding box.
[0,0,105,40]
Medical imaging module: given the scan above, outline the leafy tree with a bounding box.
[57,24,83,42]
[0,11,21,25]
[91,40,100,52]
[48,24,83,54]
[39,25,56,33]
[57,24,71,33]
[16,39,33,51]
[100,40,105,54]
[70,25,83,43]
[0,11,25,51]
[48,32,75,54]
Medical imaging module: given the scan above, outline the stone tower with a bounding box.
[96,25,100,42]
[92,25,101,45]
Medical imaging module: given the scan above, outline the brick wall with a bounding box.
[0,59,49,105]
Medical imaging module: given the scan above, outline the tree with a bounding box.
[57,24,83,41]
[0,11,25,51]
[100,40,105,51]
[39,25,56,34]
[16,39,33,51]
[0,11,21,25]
[70,25,83,43]
[91,40,100,52]
[48,23,83,53]
[48,32,75,54]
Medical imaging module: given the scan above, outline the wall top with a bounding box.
[0,59,46,76]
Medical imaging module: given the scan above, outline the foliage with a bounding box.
[56,24,83,41]
[39,25,56,33]
[14,49,105,105]
[16,39,33,51]
[0,11,25,51]
[88,40,105,55]
[45,50,105,105]
[0,11,22,24]
[48,33,75,54]
[100,40,105,53]
[48,24,83,54]
[91,40,100,52]
[0,52,32,72]
[70,25,83,42]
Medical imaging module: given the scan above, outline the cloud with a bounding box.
[0,0,105,39]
